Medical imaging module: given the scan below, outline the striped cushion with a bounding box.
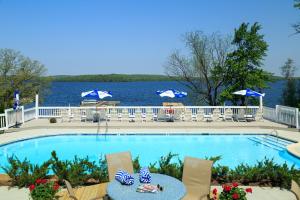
[139,167,151,183]
[115,170,134,185]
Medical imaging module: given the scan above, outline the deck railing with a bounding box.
[37,106,260,120]
[4,107,24,128]
[0,103,299,130]
[24,107,36,122]
[0,113,6,131]
[263,105,299,129]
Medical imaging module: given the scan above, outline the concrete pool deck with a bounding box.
[1,118,299,145]
[0,185,297,200]
[0,118,299,199]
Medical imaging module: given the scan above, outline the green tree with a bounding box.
[165,32,232,105]
[0,49,48,112]
[293,0,300,34]
[281,58,298,107]
[221,22,272,105]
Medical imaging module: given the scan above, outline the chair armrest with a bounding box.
[69,195,79,200]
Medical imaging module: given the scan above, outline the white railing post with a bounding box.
[35,94,39,119]
[296,108,299,129]
[21,106,25,124]
[4,109,9,129]
[275,105,279,122]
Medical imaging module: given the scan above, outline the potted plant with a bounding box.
[212,182,252,200]
[29,179,60,200]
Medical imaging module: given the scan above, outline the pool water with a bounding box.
[0,134,299,172]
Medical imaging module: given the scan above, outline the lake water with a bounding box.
[41,80,285,107]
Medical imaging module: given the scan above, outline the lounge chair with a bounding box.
[63,179,108,200]
[224,108,233,121]
[182,157,213,200]
[291,180,300,200]
[212,109,222,121]
[233,109,246,122]
[105,151,134,182]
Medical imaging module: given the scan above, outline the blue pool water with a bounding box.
[0,134,299,172]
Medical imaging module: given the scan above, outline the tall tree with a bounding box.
[165,32,232,105]
[281,58,298,107]
[0,49,48,112]
[293,0,300,34]
[221,22,272,105]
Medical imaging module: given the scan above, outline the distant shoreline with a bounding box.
[47,74,174,82]
[46,74,288,82]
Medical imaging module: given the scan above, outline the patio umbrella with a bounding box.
[81,90,112,100]
[233,89,265,111]
[156,89,187,98]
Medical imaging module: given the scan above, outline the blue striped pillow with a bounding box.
[139,167,151,183]
[115,170,134,185]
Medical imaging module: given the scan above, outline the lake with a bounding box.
[41,81,285,107]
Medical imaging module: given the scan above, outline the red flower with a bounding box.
[36,179,42,184]
[41,179,47,184]
[246,187,253,193]
[53,183,60,191]
[232,193,240,199]
[29,184,35,191]
[212,188,218,195]
[232,182,239,187]
[223,185,232,192]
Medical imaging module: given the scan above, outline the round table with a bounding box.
[107,173,186,200]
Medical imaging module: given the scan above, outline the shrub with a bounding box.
[213,182,252,200]
[29,179,60,200]
[2,156,50,188]
[2,152,300,190]
[49,118,57,123]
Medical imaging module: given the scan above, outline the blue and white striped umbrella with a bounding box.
[156,89,187,98]
[81,90,112,99]
[233,89,265,97]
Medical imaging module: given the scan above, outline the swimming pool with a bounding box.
[0,134,299,172]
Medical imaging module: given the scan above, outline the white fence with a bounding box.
[37,106,260,121]
[0,113,6,131]
[0,103,299,130]
[263,105,299,129]
[24,107,36,122]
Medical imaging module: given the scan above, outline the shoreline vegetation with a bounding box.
[47,74,286,82]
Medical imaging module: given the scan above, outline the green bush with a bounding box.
[49,118,57,123]
[2,156,50,188]
[2,152,300,189]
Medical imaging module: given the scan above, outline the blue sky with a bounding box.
[0,0,299,76]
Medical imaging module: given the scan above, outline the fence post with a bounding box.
[21,106,25,124]
[296,108,299,129]
[275,105,279,122]
[35,94,39,119]
[4,109,8,129]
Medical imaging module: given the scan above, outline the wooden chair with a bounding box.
[291,180,300,200]
[105,151,134,182]
[62,179,108,200]
[182,157,213,200]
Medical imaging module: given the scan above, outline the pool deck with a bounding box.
[0,185,296,200]
[0,118,299,199]
[1,118,299,146]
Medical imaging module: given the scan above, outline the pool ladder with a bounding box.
[97,118,108,135]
